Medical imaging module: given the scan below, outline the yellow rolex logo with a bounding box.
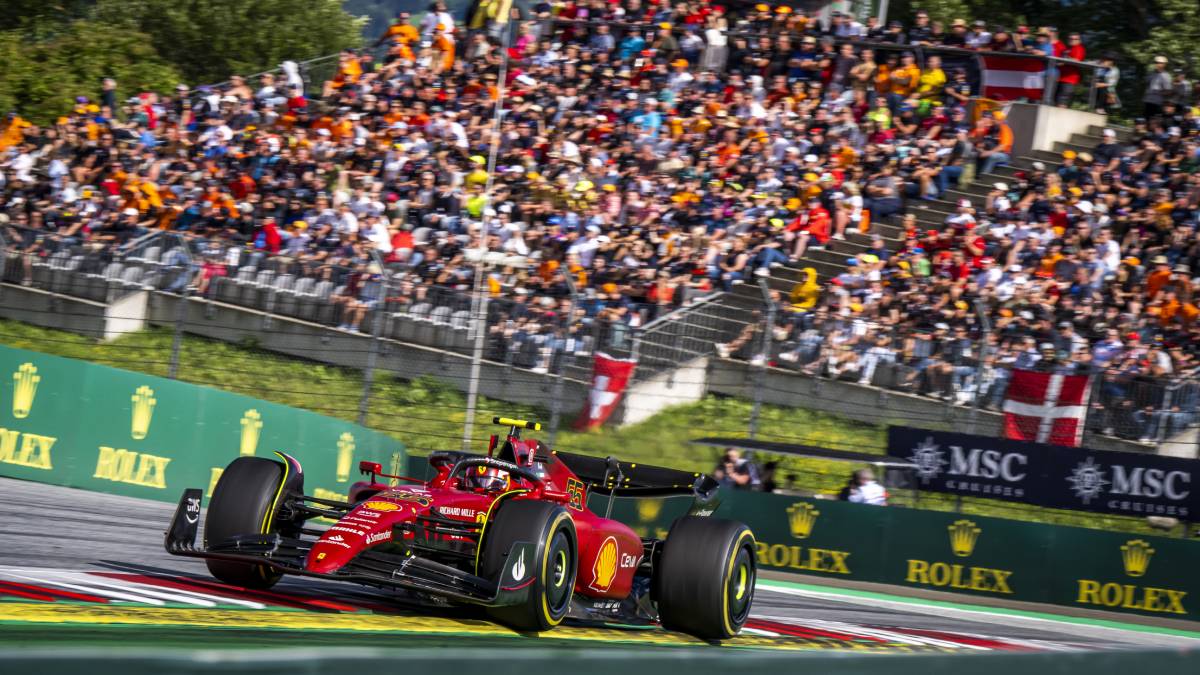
[12,363,39,419]
[948,519,981,557]
[335,432,356,482]
[1121,539,1154,578]
[130,386,156,440]
[240,409,262,456]
[786,502,820,539]
[637,499,663,523]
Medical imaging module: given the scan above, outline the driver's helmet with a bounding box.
[467,465,510,492]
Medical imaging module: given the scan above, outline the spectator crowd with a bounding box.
[0,3,1197,442]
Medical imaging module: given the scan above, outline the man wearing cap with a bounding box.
[1144,56,1172,119]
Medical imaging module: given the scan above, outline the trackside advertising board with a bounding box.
[606,490,1200,622]
[0,345,403,504]
[887,426,1199,519]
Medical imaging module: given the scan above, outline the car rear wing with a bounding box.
[552,451,721,517]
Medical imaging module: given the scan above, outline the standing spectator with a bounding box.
[1144,56,1172,119]
[965,21,992,49]
[714,448,760,490]
[1095,53,1122,114]
[1055,33,1086,106]
[1170,70,1192,108]
[838,469,887,505]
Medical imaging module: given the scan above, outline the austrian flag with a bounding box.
[574,353,637,430]
[1003,369,1093,447]
[981,55,1047,101]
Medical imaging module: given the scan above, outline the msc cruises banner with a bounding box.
[887,426,1198,519]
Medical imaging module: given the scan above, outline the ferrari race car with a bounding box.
[165,417,757,639]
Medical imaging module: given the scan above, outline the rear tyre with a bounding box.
[655,516,756,640]
[204,457,288,589]
[479,500,578,632]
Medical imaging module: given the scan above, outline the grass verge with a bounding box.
[0,319,1169,535]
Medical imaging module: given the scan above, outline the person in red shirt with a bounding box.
[786,203,831,260]
[1055,33,1086,106]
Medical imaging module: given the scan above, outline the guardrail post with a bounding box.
[167,234,194,379]
[0,231,7,299]
[548,274,580,446]
[749,277,774,440]
[357,268,389,427]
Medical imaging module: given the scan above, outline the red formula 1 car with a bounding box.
[165,418,757,639]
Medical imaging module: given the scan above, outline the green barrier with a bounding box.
[606,489,1200,622]
[0,345,403,504]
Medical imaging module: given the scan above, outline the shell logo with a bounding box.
[589,536,619,592]
[363,500,400,512]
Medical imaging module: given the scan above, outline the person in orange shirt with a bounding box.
[433,24,456,73]
[890,52,921,98]
[976,112,1013,174]
[0,113,32,150]
[376,12,419,48]
[1145,256,1174,299]
[323,49,363,97]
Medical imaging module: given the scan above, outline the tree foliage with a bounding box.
[0,21,180,124]
[93,0,365,83]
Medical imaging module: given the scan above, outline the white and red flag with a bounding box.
[981,55,1047,101]
[574,353,636,430]
[1003,369,1092,447]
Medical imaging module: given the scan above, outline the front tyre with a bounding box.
[655,516,756,640]
[204,457,289,589]
[479,500,578,632]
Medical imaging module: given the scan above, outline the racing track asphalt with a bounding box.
[1,477,1197,651]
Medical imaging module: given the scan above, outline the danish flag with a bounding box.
[1002,369,1092,447]
[574,353,636,430]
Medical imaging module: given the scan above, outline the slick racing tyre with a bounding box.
[479,500,578,632]
[204,457,289,589]
[655,516,756,640]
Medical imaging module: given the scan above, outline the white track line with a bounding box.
[756,581,1200,644]
[0,566,268,609]
[47,572,219,607]
[3,571,165,605]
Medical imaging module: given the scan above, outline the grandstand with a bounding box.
[1,4,1197,457]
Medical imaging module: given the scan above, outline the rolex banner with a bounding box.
[0,345,403,504]
[888,425,1198,519]
[603,489,1200,621]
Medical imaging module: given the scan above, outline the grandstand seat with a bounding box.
[281,277,314,316]
[264,273,295,311]
[142,246,162,267]
[396,302,432,343]
[119,266,145,289]
[242,269,274,306]
[301,279,333,321]
[219,266,254,303]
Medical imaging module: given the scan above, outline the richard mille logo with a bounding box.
[908,437,947,482]
[1066,457,1110,504]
